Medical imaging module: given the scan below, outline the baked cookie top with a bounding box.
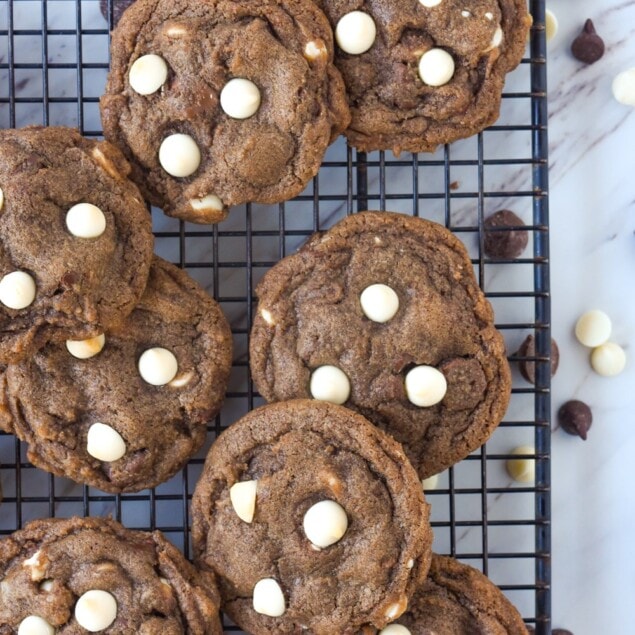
[0,126,153,364]
[250,211,511,479]
[0,257,233,493]
[101,0,350,224]
[191,399,432,635]
[318,0,532,153]
[0,516,223,634]
[375,553,528,634]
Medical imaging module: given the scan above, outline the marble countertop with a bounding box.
[547,1,635,633]
[0,1,633,633]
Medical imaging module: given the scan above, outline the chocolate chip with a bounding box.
[515,335,559,384]
[571,20,605,65]
[100,0,136,26]
[558,400,592,441]
[483,210,529,259]
[553,630,574,635]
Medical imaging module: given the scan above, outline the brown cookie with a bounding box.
[373,554,528,634]
[317,0,531,153]
[0,257,232,493]
[0,126,153,364]
[191,399,432,635]
[249,211,511,479]
[0,516,222,634]
[101,0,350,224]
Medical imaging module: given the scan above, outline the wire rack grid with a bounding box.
[0,0,551,633]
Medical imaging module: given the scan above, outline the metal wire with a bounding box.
[0,0,551,632]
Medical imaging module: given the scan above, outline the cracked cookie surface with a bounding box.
[101,0,350,223]
[370,553,528,634]
[0,126,153,364]
[0,516,223,634]
[191,399,432,635]
[0,257,232,493]
[318,0,531,153]
[249,211,511,479]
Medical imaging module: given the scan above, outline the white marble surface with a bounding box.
[0,1,633,634]
[547,1,635,633]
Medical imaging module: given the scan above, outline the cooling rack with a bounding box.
[0,0,551,632]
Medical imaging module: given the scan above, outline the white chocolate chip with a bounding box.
[489,26,504,50]
[485,12,494,20]
[129,54,168,95]
[229,480,258,523]
[591,342,626,377]
[461,10,471,17]
[0,187,4,211]
[65,203,106,239]
[305,40,327,61]
[169,371,194,388]
[75,590,117,632]
[91,147,121,180]
[261,308,275,325]
[612,68,635,107]
[335,11,377,55]
[405,366,447,407]
[379,625,412,635]
[310,365,351,405]
[360,284,399,323]
[40,579,54,592]
[18,616,55,635]
[66,334,106,360]
[303,500,348,549]
[87,423,126,462]
[419,0,442,7]
[220,78,261,120]
[545,9,558,42]
[575,310,612,347]
[418,48,455,87]
[138,347,178,386]
[159,577,171,587]
[506,445,535,483]
[406,559,414,569]
[164,23,187,37]
[252,578,285,617]
[385,596,408,620]
[23,550,46,580]
[190,194,223,213]
[421,473,439,490]
[159,134,200,178]
[0,271,36,310]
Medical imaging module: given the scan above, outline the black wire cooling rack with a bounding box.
[0,0,551,632]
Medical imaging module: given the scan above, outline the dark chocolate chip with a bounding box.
[558,401,592,440]
[571,20,605,65]
[100,0,136,26]
[484,210,529,259]
[516,335,559,384]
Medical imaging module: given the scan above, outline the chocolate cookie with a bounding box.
[0,126,153,364]
[191,399,432,635]
[317,0,531,153]
[250,211,511,479]
[101,0,350,224]
[374,554,528,634]
[0,516,222,634]
[0,257,232,493]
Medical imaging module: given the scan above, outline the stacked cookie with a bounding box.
[0,126,233,494]
[99,0,531,223]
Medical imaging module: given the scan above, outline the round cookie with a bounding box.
[0,516,223,634]
[0,126,153,364]
[0,257,232,493]
[191,399,432,635]
[374,554,528,634]
[249,211,511,479]
[101,0,351,224]
[317,0,532,153]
